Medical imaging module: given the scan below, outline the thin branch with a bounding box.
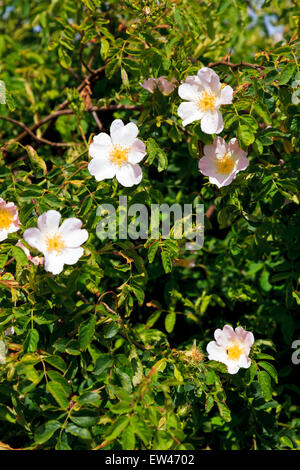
[0,115,72,147]
[1,105,141,147]
[207,60,265,76]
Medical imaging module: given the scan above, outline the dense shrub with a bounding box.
[0,0,299,450]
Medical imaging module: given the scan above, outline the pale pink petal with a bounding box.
[226,362,240,374]
[44,253,65,275]
[200,110,223,134]
[178,83,200,101]
[37,210,61,234]
[206,341,227,362]
[111,122,139,146]
[177,101,203,126]
[89,141,112,160]
[217,85,233,105]
[93,132,112,146]
[110,119,124,139]
[128,139,146,164]
[59,219,88,247]
[204,137,226,160]
[88,158,116,181]
[157,77,177,95]
[238,354,252,369]
[213,171,238,188]
[198,157,220,178]
[214,325,235,346]
[140,78,157,93]
[62,247,84,265]
[236,155,250,172]
[59,218,82,234]
[235,327,255,348]
[0,230,8,241]
[23,227,45,252]
[116,164,142,187]
[184,75,201,86]
[63,229,88,248]
[197,67,221,94]
[207,176,224,188]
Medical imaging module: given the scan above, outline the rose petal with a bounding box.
[178,83,200,101]
[111,122,139,146]
[197,67,221,94]
[37,210,61,234]
[115,164,142,187]
[128,139,146,164]
[88,158,116,181]
[177,101,203,126]
[200,110,223,134]
[44,253,65,275]
[23,227,45,252]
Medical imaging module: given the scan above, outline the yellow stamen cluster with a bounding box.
[0,208,14,230]
[215,153,235,176]
[196,90,216,112]
[109,145,129,166]
[46,233,65,253]
[226,343,243,361]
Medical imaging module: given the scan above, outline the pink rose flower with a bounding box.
[206,325,255,374]
[198,136,249,188]
[140,77,177,96]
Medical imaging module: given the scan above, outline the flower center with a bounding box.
[109,145,129,166]
[45,233,65,253]
[215,153,235,176]
[196,90,216,112]
[0,209,14,230]
[227,343,243,361]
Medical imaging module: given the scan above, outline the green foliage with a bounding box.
[0,0,299,451]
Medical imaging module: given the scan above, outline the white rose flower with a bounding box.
[88,119,146,187]
[177,67,233,134]
[0,199,20,242]
[206,324,255,374]
[23,210,88,275]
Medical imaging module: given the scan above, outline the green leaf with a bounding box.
[121,425,136,450]
[79,316,96,350]
[253,102,271,125]
[44,355,67,373]
[165,311,176,333]
[130,415,152,445]
[66,423,91,440]
[217,402,232,422]
[278,62,296,85]
[46,381,69,410]
[148,241,160,263]
[161,250,172,273]
[205,395,214,413]
[93,354,113,375]
[23,329,39,353]
[100,37,109,60]
[258,370,273,401]
[105,415,129,441]
[78,391,100,405]
[58,47,72,68]
[0,404,16,423]
[173,364,183,382]
[25,145,47,175]
[258,361,278,383]
[11,246,29,266]
[34,420,61,444]
[237,124,255,147]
